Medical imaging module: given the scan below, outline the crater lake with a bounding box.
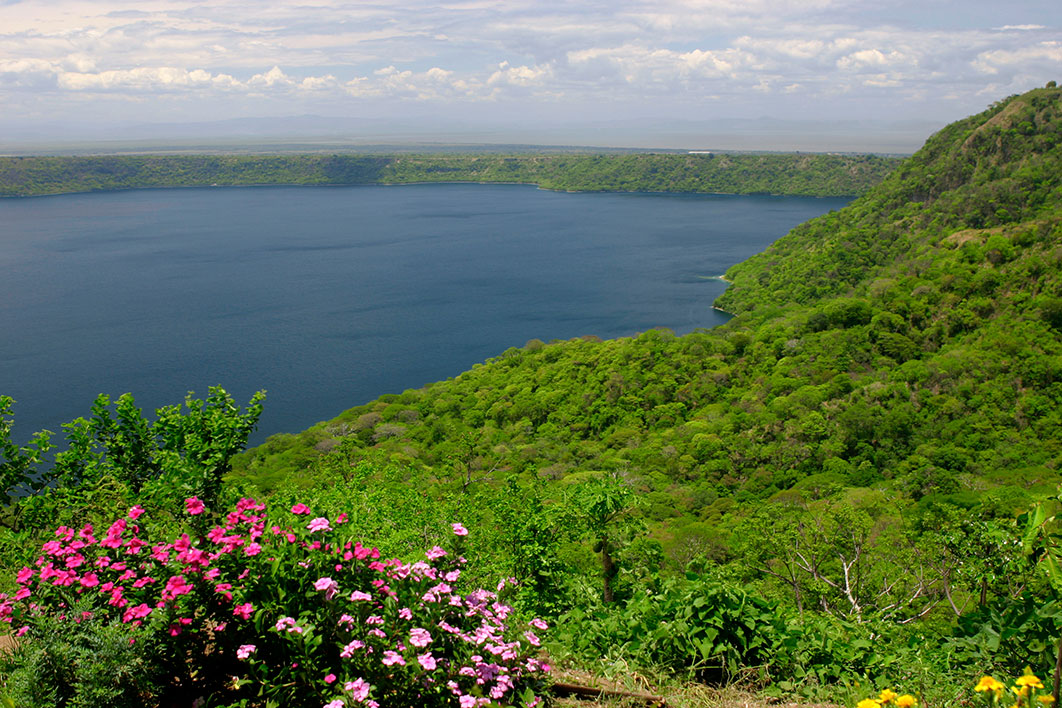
[0,184,848,442]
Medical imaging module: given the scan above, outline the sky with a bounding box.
[0,0,1060,151]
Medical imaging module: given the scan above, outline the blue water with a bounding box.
[0,184,847,442]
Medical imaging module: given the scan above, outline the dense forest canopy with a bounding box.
[0,151,899,198]
[1,85,1062,706]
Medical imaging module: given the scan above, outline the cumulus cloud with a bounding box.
[972,42,1062,75]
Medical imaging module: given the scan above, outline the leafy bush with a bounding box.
[555,572,792,683]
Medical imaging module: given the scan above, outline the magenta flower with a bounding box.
[162,575,192,600]
[185,497,205,515]
[340,639,365,658]
[323,701,344,708]
[346,678,371,702]
[307,517,332,533]
[451,522,468,536]
[274,617,304,634]
[121,603,152,623]
[128,505,145,520]
[233,602,253,620]
[291,503,311,515]
[324,673,337,684]
[409,627,432,648]
[314,577,338,599]
[236,644,256,660]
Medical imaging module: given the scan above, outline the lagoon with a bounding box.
[0,184,847,442]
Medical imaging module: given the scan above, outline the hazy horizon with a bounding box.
[2,1,1058,155]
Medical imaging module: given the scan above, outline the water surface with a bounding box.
[0,184,847,441]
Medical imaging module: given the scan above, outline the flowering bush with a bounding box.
[0,498,550,707]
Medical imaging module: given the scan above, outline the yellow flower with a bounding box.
[1037,696,1055,705]
[1016,672,1045,691]
[880,690,899,704]
[858,699,882,708]
[976,677,1005,694]
[895,695,917,708]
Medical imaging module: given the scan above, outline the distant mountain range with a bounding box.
[0,114,941,155]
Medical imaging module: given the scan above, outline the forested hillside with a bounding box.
[0,151,898,198]
[237,85,1062,532]
[227,84,1062,692]
[2,85,1062,706]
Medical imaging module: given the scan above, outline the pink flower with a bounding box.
[530,618,548,631]
[185,497,205,515]
[524,630,541,646]
[381,650,405,666]
[340,640,364,657]
[398,607,412,620]
[314,577,339,599]
[409,627,432,648]
[323,701,344,708]
[346,678,371,702]
[307,517,332,533]
[291,503,311,515]
[451,523,468,536]
[163,575,193,600]
[460,696,476,708]
[425,546,447,560]
[418,652,437,670]
[233,603,253,620]
[236,644,256,659]
[349,590,372,602]
[128,505,145,520]
[244,542,262,556]
[122,603,152,623]
[324,673,337,684]
[275,617,304,634]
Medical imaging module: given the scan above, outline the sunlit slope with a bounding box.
[716,86,1062,314]
[235,86,1062,531]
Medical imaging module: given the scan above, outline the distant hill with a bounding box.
[0,151,898,199]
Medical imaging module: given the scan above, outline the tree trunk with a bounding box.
[601,538,615,603]
[1052,634,1061,708]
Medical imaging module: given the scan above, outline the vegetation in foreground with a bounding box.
[2,84,1062,706]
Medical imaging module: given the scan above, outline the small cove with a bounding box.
[0,184,848,442]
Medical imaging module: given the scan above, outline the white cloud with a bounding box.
[0,0,1059,131]
[836,49,909,70]
[994,25,1046,31]
[58,66,218,91]
[487,60,551,86]
[972,42,1062,75]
